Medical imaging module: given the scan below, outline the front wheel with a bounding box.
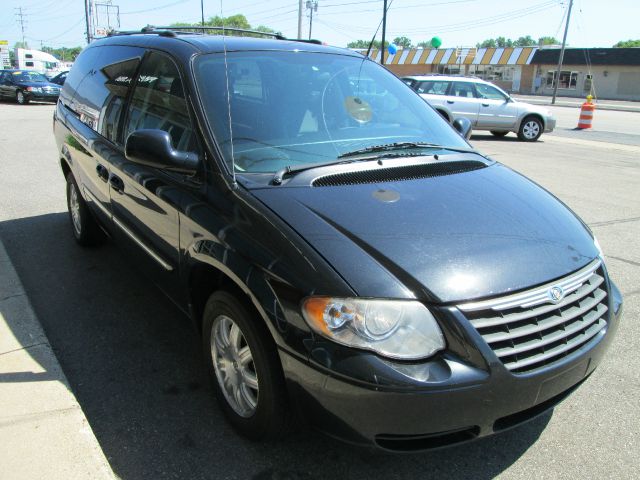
[16,90,29,105]
[518,116,543,141]
[202,291,289,440]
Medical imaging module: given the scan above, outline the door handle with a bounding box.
[96,164,109,182]
[482,103,490,107]
[446,100,455,104]
[109,174,125,194]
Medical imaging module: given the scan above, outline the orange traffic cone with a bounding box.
[577,95,595,129]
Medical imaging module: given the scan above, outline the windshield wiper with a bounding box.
[337,142,474,159]
[271,157,378,185]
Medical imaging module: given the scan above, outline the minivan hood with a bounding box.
[251,160,597,303]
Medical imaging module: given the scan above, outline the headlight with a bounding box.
[301,297,445,360]
[26,87,42,93]
[594,236,604,258]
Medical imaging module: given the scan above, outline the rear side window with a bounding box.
[451,82,477,98]
[416,81,450,95]
[61,46,143,143]
[125,52,197,152]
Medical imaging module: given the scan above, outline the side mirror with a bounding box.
[452,117,472,140]
[125,129,199,175]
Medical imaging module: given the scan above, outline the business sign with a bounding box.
[0,40,10,68]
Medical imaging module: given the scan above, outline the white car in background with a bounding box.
[402,75,556,141]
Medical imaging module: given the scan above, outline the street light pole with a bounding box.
[297,0,303,39]
[201,0,204,27]
[84,0,93,43]
[381,0,387,64]
[306,1,317,40]
[552,0,574,104]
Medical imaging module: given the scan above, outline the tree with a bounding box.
[514,35,535,47]
[170,14,278,36]
[347,39,388,49]
[538,36,560,45]
[477,38,497,48]
[392,36,412,49]
[613,39,640,48]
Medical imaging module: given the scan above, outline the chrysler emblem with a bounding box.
[548,285,565,304]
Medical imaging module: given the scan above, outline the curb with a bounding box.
[0,237,115,480]
[511,96,640,113]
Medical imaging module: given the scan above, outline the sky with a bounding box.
[1,0,638,51]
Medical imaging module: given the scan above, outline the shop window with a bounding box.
[546,70,579,89]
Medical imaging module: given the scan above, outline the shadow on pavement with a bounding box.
[0,212,551,480]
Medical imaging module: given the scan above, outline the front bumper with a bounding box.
[281,280,622,452]
[545,116,557,132]
[26,91,59,103]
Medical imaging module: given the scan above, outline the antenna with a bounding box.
[219,1,237,188]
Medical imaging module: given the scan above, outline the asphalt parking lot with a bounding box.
[0,101,638,479]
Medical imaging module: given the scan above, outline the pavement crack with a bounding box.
[0,342,49,357]
[589,216,640,228]
[0,292,26,302]
[606,255,640,268]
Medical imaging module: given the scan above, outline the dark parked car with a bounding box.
[53,28,622,451]
[0,69,61,104]
[49,70,69,86]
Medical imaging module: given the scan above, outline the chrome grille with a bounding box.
[458,259,608,374]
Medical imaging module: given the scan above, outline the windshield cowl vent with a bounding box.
[311,160,487,187]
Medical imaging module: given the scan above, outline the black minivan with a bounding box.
[53,28,622,451]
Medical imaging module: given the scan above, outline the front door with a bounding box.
[474,83,519,129]
[110,51,201,305]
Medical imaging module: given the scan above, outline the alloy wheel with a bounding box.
[522,120,540,140]
[210,314,259,418]
[68,182,82,236]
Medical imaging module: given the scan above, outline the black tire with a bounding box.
[490,130,509,138]
[16,90,29,105]
[202,291,289,441]
[517,116,543,142]
[65,173,103,246]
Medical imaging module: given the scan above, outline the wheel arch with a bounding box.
[186,256,281,344]
[518,112,545,130]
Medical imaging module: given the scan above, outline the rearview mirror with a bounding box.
[125,129,199,175]
[452,117,472,140]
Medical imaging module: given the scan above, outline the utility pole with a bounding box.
[84,0,93,43]
[552,0,573,104]
[297,0,303,39]
[381,0,387,64]
[306,1,317,40]
[201,0,204,27]
[14,7,28,47]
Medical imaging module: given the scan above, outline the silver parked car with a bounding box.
[402,75,556,141]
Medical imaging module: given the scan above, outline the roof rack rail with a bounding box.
[151,25,287,40]
[107,25,324,44]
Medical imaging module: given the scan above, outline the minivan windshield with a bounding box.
[194,51,469,174]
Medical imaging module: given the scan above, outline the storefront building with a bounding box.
[529,48,640,101]
[364,46,640,100]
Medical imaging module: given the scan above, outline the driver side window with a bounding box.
[125,52,198,153]
[475,83,507,101]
